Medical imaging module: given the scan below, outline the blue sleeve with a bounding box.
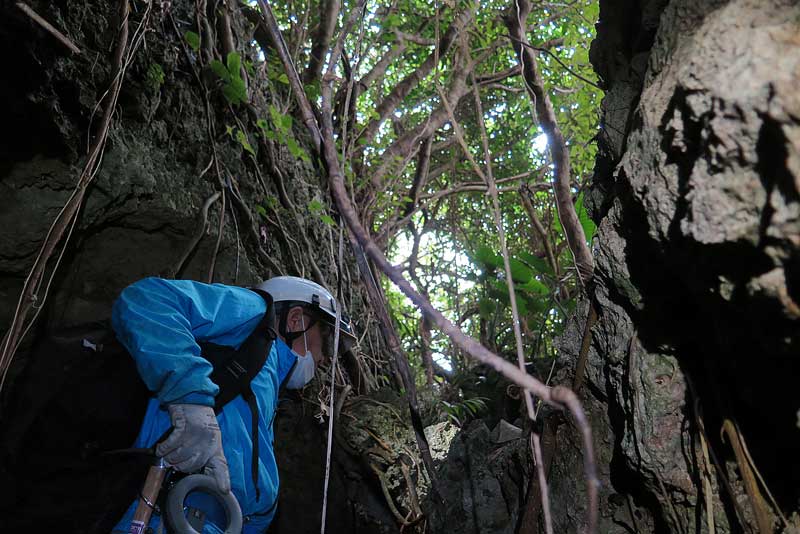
[111,277,267,406]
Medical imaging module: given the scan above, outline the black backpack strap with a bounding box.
[208,290,275,411]
[209,288,275,501]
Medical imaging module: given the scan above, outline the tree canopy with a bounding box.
[257,0,600,399]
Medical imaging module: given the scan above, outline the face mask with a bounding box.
[285,315,315,389]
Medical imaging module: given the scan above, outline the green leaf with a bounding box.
[508,258,534,284]
[517,278,550,296]
[473,245,502,269]
[575,191,597,241]
[304,83,320,101]
[478,298,495,319]
[236,129,256,156]
[319,214,336,226]
[233,77,248,102]
[523,294,549,314]
[307,200,324,212]
[281,113,293,132]
[184,31,200,52]
[518,251,554,276]
[268,105,285,134]
[210,60,230,82]
[384,13,403,28]
[488,280,532,315]
[222,84,239,105]
[255,205,267,217]
[286,137,309,162]
[226,52,241,76]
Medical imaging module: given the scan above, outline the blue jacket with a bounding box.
[110,277,297,533]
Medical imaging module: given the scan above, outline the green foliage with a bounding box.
[438,397,489,427]
[575,192,597,241]
[236,129,256,156]
[210,52,248,105]
[308,199,336,226]
[257,106,310,163]
[145,63,165,92]
[226,126,255,156]
[255,196,278,219]
[184,31,200,52]
[265,0,600,395]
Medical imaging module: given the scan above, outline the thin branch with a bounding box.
[572,302,597,393]
[721,420,773,534]
[207,187,226,283]
[355,7,474,149]
[507,35,601,90]
[421,177,551,202]
[532,432,554,534]
[170,190,221,278]
[504,0,593,284]
[394,30,435,46]
[519,183,559,276]
[474,37,564,86]
[470,94,543,534]
[357,40,408,90]
[305,0,340,83]
[15,2,81,54]
[403,136,433,217]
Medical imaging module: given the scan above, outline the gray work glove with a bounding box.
[156,403,231,493]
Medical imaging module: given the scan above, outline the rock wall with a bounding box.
[552,0,800,532]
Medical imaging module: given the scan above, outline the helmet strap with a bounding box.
[300,315,310,355]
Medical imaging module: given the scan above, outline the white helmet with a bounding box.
[256,276,356,350]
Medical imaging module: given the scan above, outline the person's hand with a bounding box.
[156,404,231,493]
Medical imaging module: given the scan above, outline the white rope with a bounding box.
[320,224,345,534]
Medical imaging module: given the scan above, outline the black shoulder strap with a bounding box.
[207,289,276,411]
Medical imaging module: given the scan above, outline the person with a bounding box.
[110,275,355,533]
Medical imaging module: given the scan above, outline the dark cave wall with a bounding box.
[552,0,800,533]
[0,2,393,532]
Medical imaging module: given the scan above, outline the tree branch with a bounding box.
[519,183,559,276]
[255,0,321,155]
[15,2,81,54]
[504,0,593,284]
[304,0,340,83]
[404,136,433,216]
[394,30,435,46]
[355,7,474,149]
[358,40,408,90]
[369,47,473,189]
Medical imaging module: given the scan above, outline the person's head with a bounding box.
[256,276,356,368]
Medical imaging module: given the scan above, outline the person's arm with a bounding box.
[111,277,266,406]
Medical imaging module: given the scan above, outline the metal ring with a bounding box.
[165,475,242,534]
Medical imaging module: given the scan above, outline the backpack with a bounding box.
[0,288,276,533]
